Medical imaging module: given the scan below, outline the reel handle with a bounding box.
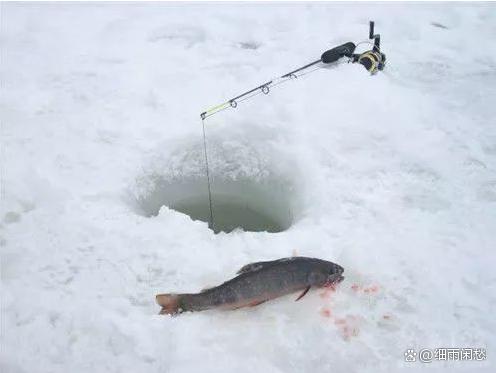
[369,21,381,53]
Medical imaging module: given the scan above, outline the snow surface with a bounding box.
[1,2,496,373]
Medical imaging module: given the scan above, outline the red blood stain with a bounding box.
[364,285,380,293]
[319,281,340,299]
[320,308,332,318]
[324,282,338,290]
[319,287,335,299]
[351,283,362,292]
[351,283,380,294]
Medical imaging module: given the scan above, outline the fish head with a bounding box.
[308,261,345,286]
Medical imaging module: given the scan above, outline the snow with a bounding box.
[1,2,496,372]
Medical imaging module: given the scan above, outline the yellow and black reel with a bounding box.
[349,21,386,75]
[357,49,386,74]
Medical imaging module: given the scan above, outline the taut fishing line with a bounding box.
[200,21,387,231]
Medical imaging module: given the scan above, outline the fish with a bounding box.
[156,256,344,315]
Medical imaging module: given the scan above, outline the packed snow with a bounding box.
[1,2,496,372]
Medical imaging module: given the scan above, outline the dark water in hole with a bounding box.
[173,197,286,233]
[137,179,294,233]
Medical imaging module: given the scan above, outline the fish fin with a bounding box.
[156,293,183,315]
[236,262,264,274]
[295,286,311,301]
[237,258,297,275]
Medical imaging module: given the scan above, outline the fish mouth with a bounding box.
[331,264,344,281]
[333,274,345,284]
[324,274,344,287]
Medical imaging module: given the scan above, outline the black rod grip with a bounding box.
[369,21,375,39]
[321,42,356,64]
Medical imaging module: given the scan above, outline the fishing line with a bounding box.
[201,117,215,231]
[353,40,382,53]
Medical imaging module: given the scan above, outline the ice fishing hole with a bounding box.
[133,136,299,234]
[138,179,293,233]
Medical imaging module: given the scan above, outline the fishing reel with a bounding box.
[352,21,386,74]
[320,21,386,75]
[355,50,385,74]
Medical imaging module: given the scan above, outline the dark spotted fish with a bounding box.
[156,256,344,315]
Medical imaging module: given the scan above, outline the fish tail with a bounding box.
[156,293,184,315]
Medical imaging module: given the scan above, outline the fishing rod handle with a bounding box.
[321,42,356,64]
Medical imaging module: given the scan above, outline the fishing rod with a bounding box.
[200,21,386,120]
[200,21,386,231]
